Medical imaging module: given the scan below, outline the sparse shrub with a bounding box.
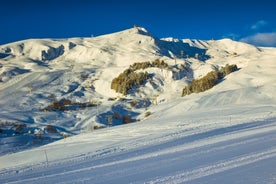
[60,132,71,138]
[218,64,238,78]
[50,100,67,111]
[81,103,87,110]
[152,59,168,68]
[13,123,27,134]
[130,61,151,70]
[108,97,117,101]
[130,100,137,107]
[80,73,89,80]
[106,115,113,127]
[113,112,120,120]
[28,85,33,94]
[60,99,73,106]
[122,116,132,124]
[145,111,151,117]
[119,98,126,101]
[13,123,26,131]
[45,125,57,133]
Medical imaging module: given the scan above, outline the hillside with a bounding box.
[0,26,276,183]
[0,27,275,154]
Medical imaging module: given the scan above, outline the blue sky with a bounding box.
[1,0,276,47]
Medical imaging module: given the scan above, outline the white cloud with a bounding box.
[240,32,276,47]
[250,20,268,30]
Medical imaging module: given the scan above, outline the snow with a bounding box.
[0,27,276,183]
[1,105,276,183]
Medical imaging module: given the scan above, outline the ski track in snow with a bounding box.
[1,116,276,184]
[148,148,276,184]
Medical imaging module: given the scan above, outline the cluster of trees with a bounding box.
[111,59,169,95]
[218,64,238,78]
[111,70,149,95]
[182,64,238,96]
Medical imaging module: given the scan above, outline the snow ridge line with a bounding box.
[148,147,276,184]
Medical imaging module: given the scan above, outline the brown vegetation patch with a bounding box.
[122,116,132,124]
[111,59,169,95]
[182,64,238,96]
[42,98,98,112]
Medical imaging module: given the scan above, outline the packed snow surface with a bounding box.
[0,27,276,183]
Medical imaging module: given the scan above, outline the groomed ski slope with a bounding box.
[0,104,276,183]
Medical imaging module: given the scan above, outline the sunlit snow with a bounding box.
[0,27,276,183]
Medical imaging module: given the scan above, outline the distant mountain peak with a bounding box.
[136,27,152,36]
[127,26,153,37]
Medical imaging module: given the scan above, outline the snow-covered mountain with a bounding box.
[0,27,276,183]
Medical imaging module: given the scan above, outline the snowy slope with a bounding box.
[0,105,276,183]
[0,27,276,183]
[0,26,221,154]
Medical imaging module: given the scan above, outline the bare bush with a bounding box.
[130,100,137,107]
[13,123,26,131]
[122,116,132,124]
[145,111,151,117]
[45,125,57,133]
[113,112,120,120]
